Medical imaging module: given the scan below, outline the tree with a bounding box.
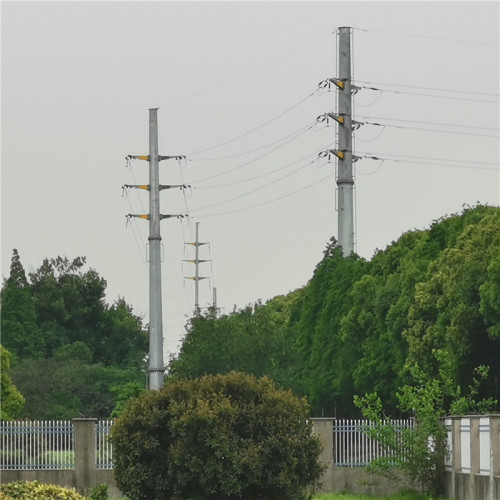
[169,207,500,418]
[112,372,324,500]
[1,251,149,418]
[0,345,25,419]
[1,250,42,359]
[354,349,497,496]
[10,352,145,419]
[404,208,500,401]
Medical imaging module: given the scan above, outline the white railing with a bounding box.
[96,419,113,469]
[0,420,74,470]
[334,418,414,467]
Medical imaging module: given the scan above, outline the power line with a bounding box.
[357,151,499,166]
[189,120,316,161]
[196,149,328,189]
[160,31,333,108]
[190,159,320,213]
[354,80,500,98]
[195,171,335,218]
[356,84,499,104]
[356,27,499,47]
[186,90,318,156]
[360,121,498,139]
[356,115,499,132]
[189,116,319,185]
[357,153,498,172]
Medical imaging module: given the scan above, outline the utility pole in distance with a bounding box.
[336,26,354,256]
[126,108,187,391]
[184,222,210,314]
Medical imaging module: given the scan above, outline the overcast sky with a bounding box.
[2,1,499,360]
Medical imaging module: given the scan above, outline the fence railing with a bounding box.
[96,419,113,469]
[333,418,414,466]
[0,420,114,470]
[1,418,413,470]
[0,420,74,470]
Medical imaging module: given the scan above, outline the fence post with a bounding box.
[73,418,97,493]
[469,416,480,500]
[490,415,500,500]
[450,417,462,498]
[310,418,334,492]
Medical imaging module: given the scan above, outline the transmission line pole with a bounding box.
[125,108,187,391]
[147,108,164,390]
[184,222,210,314]
[336,26,355,256]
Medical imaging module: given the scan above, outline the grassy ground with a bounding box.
[313,492,437,500]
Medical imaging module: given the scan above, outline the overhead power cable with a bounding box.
[355,27,498,46]
[360,121,499,139]
[354,80,500,98]
[186,90,318,156]
[195,170,334,218]
[189,120,316,161]
[197,148,329,189]
[356,84,499,104]
[356,151,499,166]
[357,153,498,172]
[160,31,333,108]
[189,116,319,185]
[190,159,318,213]
[356,115,499,131]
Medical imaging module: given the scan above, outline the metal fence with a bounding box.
[0,420,74,470]
[2,418,417,470]
[0,420,114,470]
[334,418,414,467]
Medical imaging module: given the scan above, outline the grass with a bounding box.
[313,492,440,500]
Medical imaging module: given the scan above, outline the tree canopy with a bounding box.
[1,252,148,419]
[169,205,500,416]
[0,345,25,420]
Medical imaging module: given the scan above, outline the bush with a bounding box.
[0,480,86,500]
[112,371,324,500]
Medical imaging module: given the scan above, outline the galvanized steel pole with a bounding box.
[337,27,354,256]
[148,108,165,390]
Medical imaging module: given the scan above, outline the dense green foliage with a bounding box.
[1,252,148,419]
[0,480,87,500]
[0,346,25,419]
[170,205,500,416]
[112,371,323,500]
[313,493,435,500]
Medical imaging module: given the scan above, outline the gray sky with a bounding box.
[2,1,499,360]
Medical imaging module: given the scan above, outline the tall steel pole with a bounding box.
[337,27,354,256]
[148,108,164,391]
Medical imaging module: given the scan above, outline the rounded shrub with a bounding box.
[112,371,324,500]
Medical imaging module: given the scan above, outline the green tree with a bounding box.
[112,372,323,500]
[404,208,500,401]
[288,240,367,415]
[0,345,25,419]
[169,292,302,389]
[1,252,149,418]
[10,353,144,419]
[354,349,496,496]
[169,205,500,418]
[1,250,42,359]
